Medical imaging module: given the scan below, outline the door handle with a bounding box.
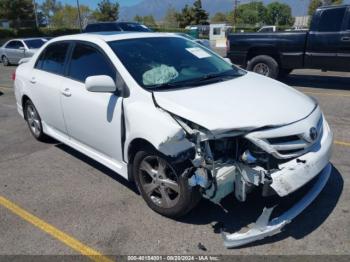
[341,37,350,42]
[29,77,36,84]
[61,88,71,97]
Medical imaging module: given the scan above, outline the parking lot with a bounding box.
[0,63,349,257]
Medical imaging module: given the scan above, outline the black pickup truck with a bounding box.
[227,5,350,78]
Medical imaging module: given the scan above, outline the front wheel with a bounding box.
[247,55,279,79]
[133,149,200,218]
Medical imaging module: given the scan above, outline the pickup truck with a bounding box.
[227,5,350,78]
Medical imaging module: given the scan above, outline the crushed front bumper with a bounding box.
[222,163,332,248]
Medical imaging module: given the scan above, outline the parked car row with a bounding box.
[1,22,212,67]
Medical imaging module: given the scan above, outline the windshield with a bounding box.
[24,39,46,49]
[109,37,245,90]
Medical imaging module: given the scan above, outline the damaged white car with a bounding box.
[14,32,333,247]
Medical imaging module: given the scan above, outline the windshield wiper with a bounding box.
[146,82,185,90]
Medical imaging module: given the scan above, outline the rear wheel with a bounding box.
[247,55,279,79]
[24,100,47,141]
[2,55,10,66]
[133,149,200,218]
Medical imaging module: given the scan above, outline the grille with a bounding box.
[265,116,324,159]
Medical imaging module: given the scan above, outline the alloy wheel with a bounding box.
[26,104,41,137]
[138,156,180,209]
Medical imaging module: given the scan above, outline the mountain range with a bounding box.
[119,0,350,21]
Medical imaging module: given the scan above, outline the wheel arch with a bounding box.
[126,138,157,181]
[247,46,281,66]
[21,95,31,120]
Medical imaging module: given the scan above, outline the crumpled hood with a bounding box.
[154,72,316,134]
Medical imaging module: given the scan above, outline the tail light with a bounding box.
[11,71,16,81]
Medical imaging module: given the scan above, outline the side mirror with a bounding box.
[19,46,25,52]
[85,75,116,93]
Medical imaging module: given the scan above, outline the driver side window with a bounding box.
[67,43,116,83]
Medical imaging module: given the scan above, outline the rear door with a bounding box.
[338,6,350,71]
[30,41,71,136]
[305,6,347,70]
[4,40,25,63]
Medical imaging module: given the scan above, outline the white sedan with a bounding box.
[1,38,47,66]
[14,32,333,247]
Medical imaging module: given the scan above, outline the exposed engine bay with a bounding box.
[166,104,333,248]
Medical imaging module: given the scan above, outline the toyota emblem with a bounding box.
[309,127,318,141]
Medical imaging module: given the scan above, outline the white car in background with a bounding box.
[13,32,333,248]
[1,38,47,66]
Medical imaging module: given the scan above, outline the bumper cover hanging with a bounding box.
[222,163,332,248]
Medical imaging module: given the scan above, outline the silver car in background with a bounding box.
[0,38,47,66]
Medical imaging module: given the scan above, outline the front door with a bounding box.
[60,42,124,162]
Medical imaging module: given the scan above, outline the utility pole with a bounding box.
[32,0,39,29]
[233,0,239,32]
[76,0,83,32]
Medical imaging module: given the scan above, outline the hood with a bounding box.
[153,72,316,134]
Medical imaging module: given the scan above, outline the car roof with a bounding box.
[6,38,46,42]
[49,32,180,43]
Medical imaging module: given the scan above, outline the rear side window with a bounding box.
[35,42,69,75]
[318,8,346,32]
[68,43,115,83]
[6,41,24,49]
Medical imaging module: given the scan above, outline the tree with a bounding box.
[142,15,157,27]
[308,0,343,16]
[163,7,179,28]
[51,4,91,28]
[0,0,35,28]
[211,12,227,23]
[176,4,195,28]
[233,1,267,26]
[133,15,143,23]
[93,0,119,22]
[265,2,294,26]
[192,0,208,25]
[40,0,62,27]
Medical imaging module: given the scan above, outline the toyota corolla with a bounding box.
[13,32,333,247]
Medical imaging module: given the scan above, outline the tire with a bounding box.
[24,99,47,141]
[278,68,293,78]
[133,148,201,218]
[247,55,279,79]
[2,55,10,66]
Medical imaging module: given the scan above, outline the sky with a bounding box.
[36,0,143,8]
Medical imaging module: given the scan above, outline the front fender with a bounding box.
[123,101,194,161]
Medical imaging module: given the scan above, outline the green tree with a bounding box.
[176,4,195,28]
[51,4,90,28]
[133,15,143,23]
[265,2,294,26]
[308,0,343,16]
[93,0,119,22]
[211,12,227,23]
[0,0,35,28]
[163,7,179,28]
[40,0,62,27]
[192,0,208,25]
[234,1,267,26]
[142,15,157,27]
